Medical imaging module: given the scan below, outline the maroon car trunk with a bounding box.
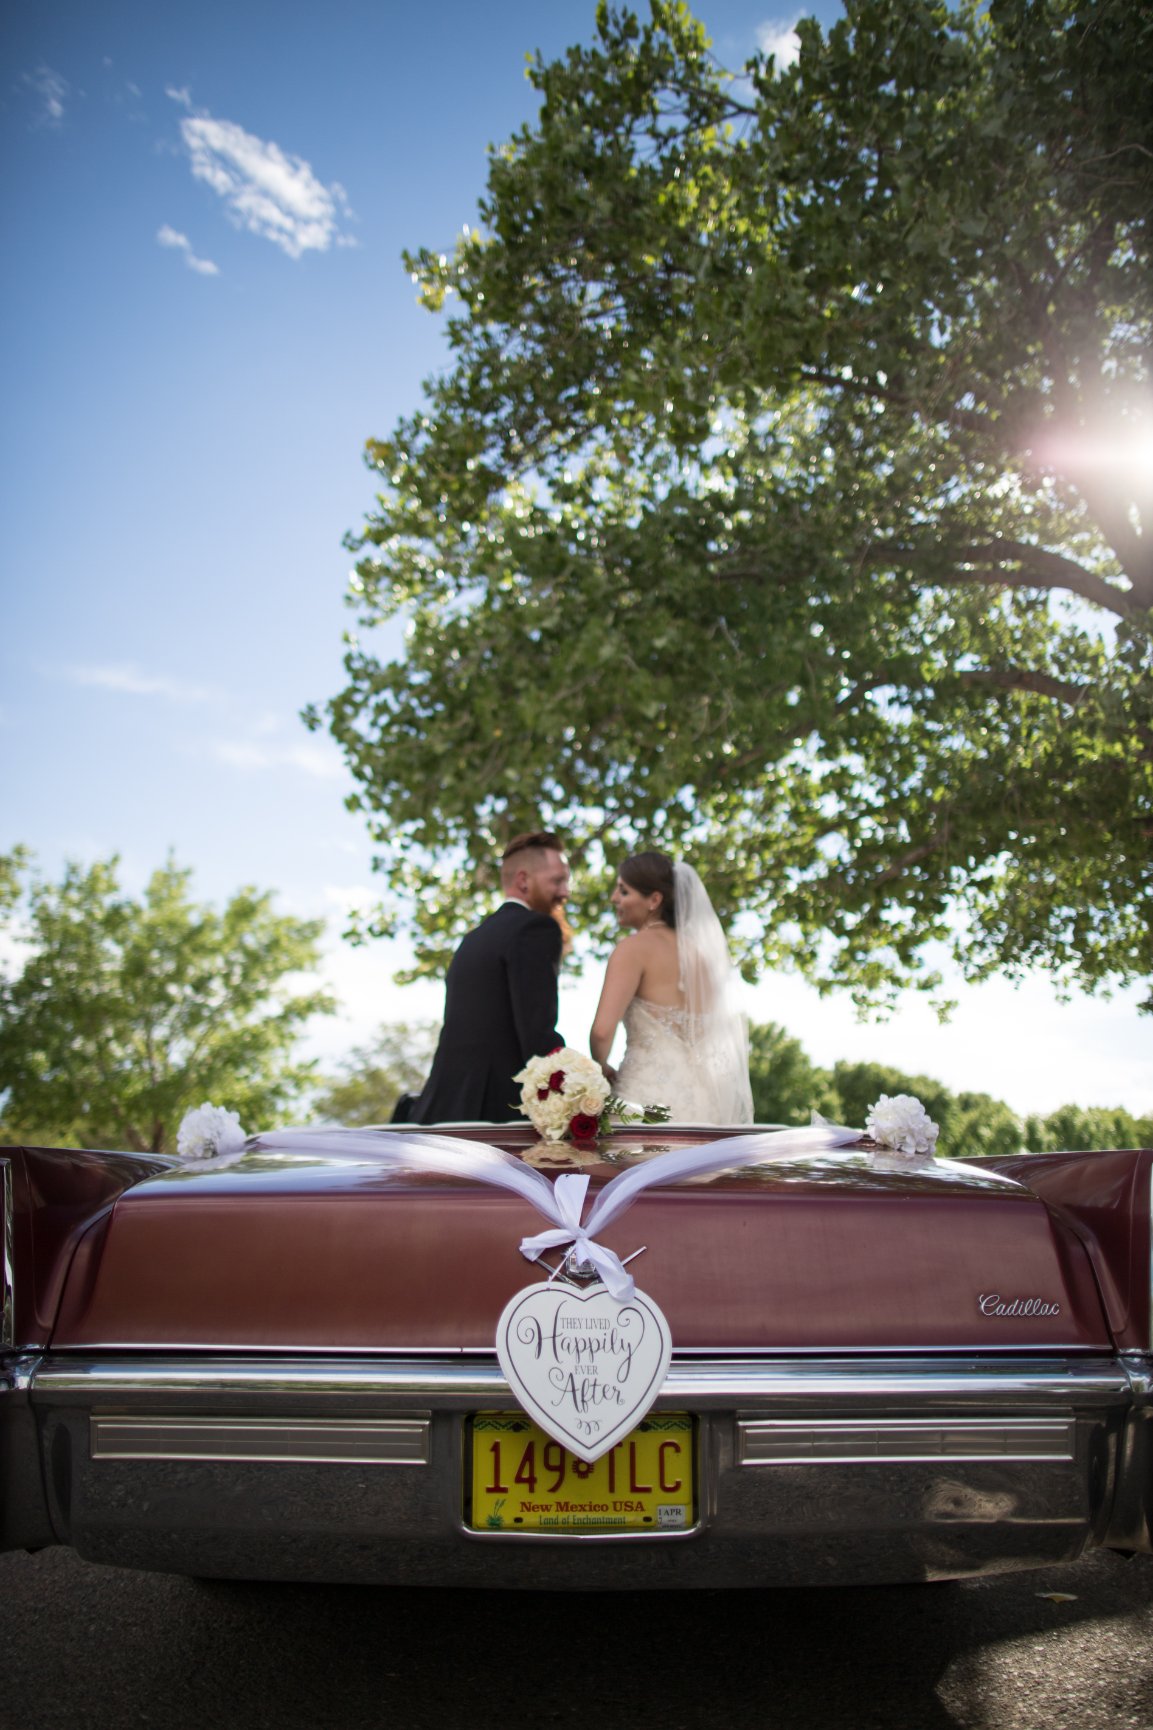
[49,1137,1112,1355]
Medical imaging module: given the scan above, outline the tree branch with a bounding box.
[798,367,993,439]
[871,822,953,887]
[1008,255,1150,593]
[879,538,1132,617]
[835,676,892,713]
[957,667,1092,706]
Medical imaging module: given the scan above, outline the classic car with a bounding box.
[1,1119,1151,1589]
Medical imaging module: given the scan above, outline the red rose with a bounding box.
[568,1113,600,1142]
[537,1086,551,1101]
[548,1044,563,1055]
[548,1070,565,1092]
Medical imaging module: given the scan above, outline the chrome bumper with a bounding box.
[12,1351,1151,1588]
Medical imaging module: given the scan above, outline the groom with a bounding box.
[409,832,570,1125]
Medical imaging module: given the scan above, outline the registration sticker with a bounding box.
[466,1412,694,1534]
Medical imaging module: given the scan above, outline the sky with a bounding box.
[1,0,1149,1122]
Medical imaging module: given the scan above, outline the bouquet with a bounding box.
[514,1047,670,1143]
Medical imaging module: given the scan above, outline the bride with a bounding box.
[589,851,753,1124]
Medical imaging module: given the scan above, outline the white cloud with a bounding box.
[322,883,378,918]
[165,85,193,109]
[211,739,346,780]
[24,65,69,126]
[60,662,219,702]
[156,224,220,277]
[755,17,802,67]
[170,94,352,259]
[208,711,348,779]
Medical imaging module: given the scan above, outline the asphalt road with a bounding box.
[2,1546,1151,1730]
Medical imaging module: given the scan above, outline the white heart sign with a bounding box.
[495,1280,672,1463]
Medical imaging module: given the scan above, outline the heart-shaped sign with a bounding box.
[495,1280,672,1463]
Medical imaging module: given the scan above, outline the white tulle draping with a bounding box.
[248,1122,863,1299]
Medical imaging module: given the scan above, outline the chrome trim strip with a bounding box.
[32,1353,1132,1407]
[1,1351,40,1394]
[89,1414,429,1465]
[738,1417,1076,1465]
[39,1339,1112,1356]
[1,1160,13,1350]
[666,1357,1129,1403]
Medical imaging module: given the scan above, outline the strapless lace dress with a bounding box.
[616,998,751,1124]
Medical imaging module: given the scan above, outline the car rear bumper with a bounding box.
[8,1351,1151,1588]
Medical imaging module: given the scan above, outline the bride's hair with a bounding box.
[618,851,676,927]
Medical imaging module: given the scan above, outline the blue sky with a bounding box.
[2,1,1148,1119]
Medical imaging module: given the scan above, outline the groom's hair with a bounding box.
[500,830,563,887]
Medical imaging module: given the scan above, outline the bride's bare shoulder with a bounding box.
[633,925,680,970]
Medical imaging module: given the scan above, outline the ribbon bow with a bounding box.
[517,1173,635,1298]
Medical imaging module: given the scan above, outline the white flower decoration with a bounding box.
[865,1093,940,1159]
[177,1102,247,1164]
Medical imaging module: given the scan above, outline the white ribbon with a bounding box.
[248,1126,563,1212]
[249,1121,863,1299]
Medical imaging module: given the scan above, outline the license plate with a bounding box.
[466,1412,695,1534]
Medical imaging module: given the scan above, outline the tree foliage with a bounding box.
[311,1019,439,1125]
[314,0,1153,1007]
[0,852,335,1153]
[1024,1101,1153,1152]
[749,1031,1152,1153]
[747,1021,842,1123]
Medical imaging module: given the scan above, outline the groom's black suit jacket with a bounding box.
[410,901,563,1124]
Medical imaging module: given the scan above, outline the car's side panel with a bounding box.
[1,1146,170,1552]
[989,1150,1153,1352]
[2,1146,173,1348]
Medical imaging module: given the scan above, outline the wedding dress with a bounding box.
[616,865,754,1124]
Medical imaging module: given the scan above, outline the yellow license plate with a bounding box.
[466,1412,695,1533]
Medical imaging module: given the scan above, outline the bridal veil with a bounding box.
[673,862,754,1124]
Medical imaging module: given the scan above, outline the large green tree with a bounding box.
[313,0,1152,1007]
[0,852,335,1153]
[1024,1101,1153,1153]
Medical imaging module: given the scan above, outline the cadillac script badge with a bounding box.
[978,1293,1062,1316]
